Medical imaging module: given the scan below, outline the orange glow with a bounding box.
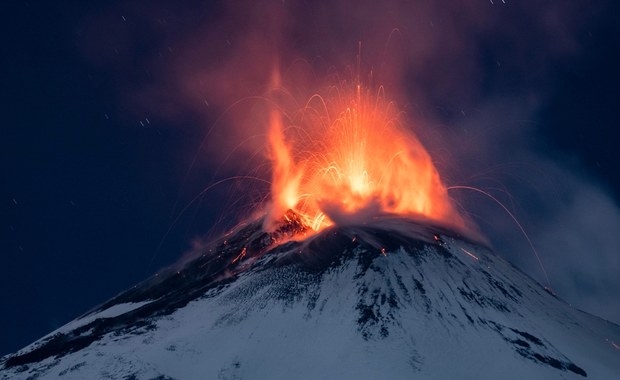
[268,109,302,217]
[266,77,464,233]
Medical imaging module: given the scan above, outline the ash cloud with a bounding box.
[79,0,619,323]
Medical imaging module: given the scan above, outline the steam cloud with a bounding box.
[78,0,619,324]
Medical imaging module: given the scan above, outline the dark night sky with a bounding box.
[2,1,619,356]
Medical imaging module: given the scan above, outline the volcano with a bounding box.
[1,213,619,379]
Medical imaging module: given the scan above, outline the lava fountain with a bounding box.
[266,74,465,234]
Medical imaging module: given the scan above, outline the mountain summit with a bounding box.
[2,213,619,379]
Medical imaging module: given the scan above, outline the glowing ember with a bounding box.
[266,77,464,233]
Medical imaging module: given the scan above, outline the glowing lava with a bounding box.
[267,78,464,233]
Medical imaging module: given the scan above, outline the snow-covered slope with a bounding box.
[2,214,619,379]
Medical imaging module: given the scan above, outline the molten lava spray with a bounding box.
[267,77,464,233]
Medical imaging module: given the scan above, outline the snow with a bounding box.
[8,301,154,359]
[1,222,619,379]
[59,301,155,333]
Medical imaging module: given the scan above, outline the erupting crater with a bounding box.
[266,78,464,234]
